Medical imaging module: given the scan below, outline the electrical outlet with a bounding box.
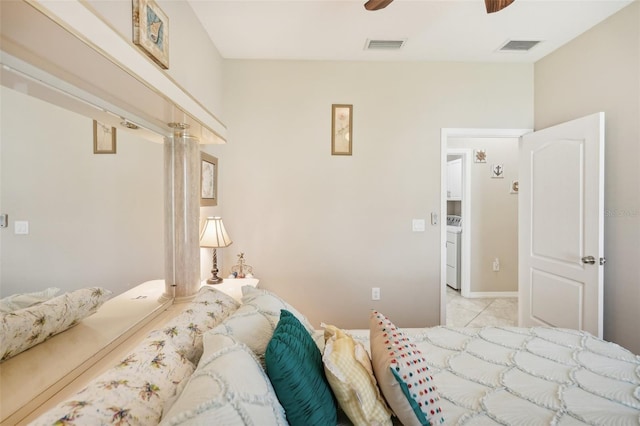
[371,287,381,301]
[493,258,500,271]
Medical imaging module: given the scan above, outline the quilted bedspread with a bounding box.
[348,326,640,425]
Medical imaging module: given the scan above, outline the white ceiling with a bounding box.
[187,0,633,63]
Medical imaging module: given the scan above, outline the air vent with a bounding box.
[499,40,541,52]
[365,39,406,50]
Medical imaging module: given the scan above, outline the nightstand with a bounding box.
[201,278,259,302]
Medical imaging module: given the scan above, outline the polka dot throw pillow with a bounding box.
[369,311,444,426]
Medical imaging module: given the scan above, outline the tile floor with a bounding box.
[446,286,518,327]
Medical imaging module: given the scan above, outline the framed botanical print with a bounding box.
[93,120,116,154]
[200,152,218,206]
[331,104,353,155]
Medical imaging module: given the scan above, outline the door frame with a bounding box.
[440,128,532,325]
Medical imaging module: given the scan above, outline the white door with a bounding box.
[519,112,605,338]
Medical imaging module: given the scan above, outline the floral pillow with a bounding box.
[31,287,239,425]
[0,287,112,361]
[155,286,240,364]
[31,334,194,426]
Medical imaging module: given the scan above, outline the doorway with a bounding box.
[440,128,531,326]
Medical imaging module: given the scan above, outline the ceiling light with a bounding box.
[120,119,139,129]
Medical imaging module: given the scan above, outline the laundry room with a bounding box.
[445,137,520,326]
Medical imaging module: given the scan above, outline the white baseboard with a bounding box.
[464,291,518,298]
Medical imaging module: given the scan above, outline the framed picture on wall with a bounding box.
[200,152,218,206]
[93,120,116,154]
[132,0,170,69]
[331,104,353,155]
[510,180,519,194]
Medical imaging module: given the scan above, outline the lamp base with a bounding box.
[206,276,223,285]
[206,247,223,285]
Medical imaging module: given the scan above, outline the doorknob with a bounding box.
[581,256,606,265]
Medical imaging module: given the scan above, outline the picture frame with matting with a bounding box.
[132,0,170,69]
[93,120,116,154]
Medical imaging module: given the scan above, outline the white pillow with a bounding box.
[160,333,287,425]
[0,287,60,313]
[209,286,318,364]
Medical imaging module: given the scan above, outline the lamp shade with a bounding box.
[199,217,232,248]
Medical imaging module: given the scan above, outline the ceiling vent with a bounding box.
[499,40,541,52]
[365,39,406,50]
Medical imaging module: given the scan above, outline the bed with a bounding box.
[7,285,639,425]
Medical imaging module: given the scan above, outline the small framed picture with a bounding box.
[474,149,487,163]
[331,104,353,155]
[510,180,519,194]
[491,164,504,178]
[200,152,218,206]
[93,120,116,154]
[133,0,170,69]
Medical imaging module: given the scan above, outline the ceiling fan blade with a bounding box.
[485,0,515,13]
[364,0,394,11]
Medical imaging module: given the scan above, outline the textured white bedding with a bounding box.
[346,326,640,425]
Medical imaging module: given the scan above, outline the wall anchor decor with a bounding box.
[491,164,504,178]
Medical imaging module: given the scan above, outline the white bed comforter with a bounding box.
[348,326,640,425]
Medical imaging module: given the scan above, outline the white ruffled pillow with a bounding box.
[160,332,287,425]
[0,287,112,361]
[208,286,319,365]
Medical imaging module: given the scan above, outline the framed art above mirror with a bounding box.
[200,152,218,207]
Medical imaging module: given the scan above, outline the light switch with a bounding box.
[14,221,29,235]
[412,219,426,232]
[431,212,438,225]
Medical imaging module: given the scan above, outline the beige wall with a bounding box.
[220,60,533,329]
[0,87,164,297]
[448,137,519,294]
[534,2,640,353]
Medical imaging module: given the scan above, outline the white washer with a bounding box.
[446,216,462,290]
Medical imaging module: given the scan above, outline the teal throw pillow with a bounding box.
[265,309,336,426]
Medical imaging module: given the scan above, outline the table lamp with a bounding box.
[199,217,232,284]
